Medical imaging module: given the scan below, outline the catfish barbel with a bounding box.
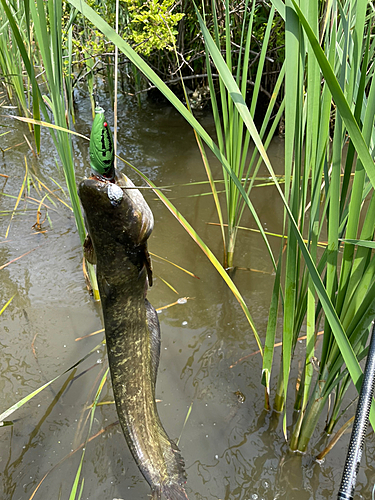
[78,107,189,500]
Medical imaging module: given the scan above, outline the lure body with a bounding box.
[89,106,115,178]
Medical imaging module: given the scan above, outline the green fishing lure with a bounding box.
[89,106,114,177]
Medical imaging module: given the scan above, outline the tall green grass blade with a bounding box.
[234,0,254,187]
[325,10,340,314]
[341,239,375,249]
[337,52,375,317]
[291,0,375,191]
[277,0,304,430]
[261,249,283,406]
[300,0,320,438]
[211,0,228,161]
[315,24,336,375]
[250,5,275,117]
[339,25,370,216]
[341,193,375,314]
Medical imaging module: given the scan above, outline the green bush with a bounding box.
[124,0,184,55]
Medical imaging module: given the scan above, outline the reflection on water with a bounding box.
[0,91,374,500]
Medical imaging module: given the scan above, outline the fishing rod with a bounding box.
[337,320,375,500]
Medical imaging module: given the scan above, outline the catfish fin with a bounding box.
[145,299,161,387]
[144,246,153,287]
[166,438,188,486]
[155,432,188,500]
[160,482,189,500]
[151,488,161,500]
[83,234,97,265]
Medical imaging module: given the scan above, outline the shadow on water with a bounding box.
[0,91,374,499]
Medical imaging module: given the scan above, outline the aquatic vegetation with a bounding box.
[270,0,375,451]
[0,340,105,426]
[202,0,284,268]
[67,0,375,456]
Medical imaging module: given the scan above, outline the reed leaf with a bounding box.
[291,0,375,190]
[341,239,375,249]
[261,248,283,408]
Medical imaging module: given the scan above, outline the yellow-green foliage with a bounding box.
[64,0,183,65]
[71,26,109,59]
[124,0,183,55]
[72,0,113,56]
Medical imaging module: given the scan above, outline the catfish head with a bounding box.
[79,171,154,251]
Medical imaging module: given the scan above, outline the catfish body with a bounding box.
[79,170,188,500]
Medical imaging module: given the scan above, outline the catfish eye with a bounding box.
[108,183,123,206]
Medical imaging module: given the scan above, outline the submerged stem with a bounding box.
[293,376,329,452]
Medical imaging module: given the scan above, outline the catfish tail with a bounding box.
[162,482,189,500]
[150,435,189,500]
[167,438,187,484]
[152,482,189,500]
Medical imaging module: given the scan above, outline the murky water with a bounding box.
[0,91,374,500]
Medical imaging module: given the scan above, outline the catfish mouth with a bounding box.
[90,169,115,183]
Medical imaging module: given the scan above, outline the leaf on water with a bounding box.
[0,295,15,315]
[0,247,39,271]
[156,297,192,312]
[5,156,27,238]
[0,341,104,424]
[150,251,200,279]
[155,274,179,294]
